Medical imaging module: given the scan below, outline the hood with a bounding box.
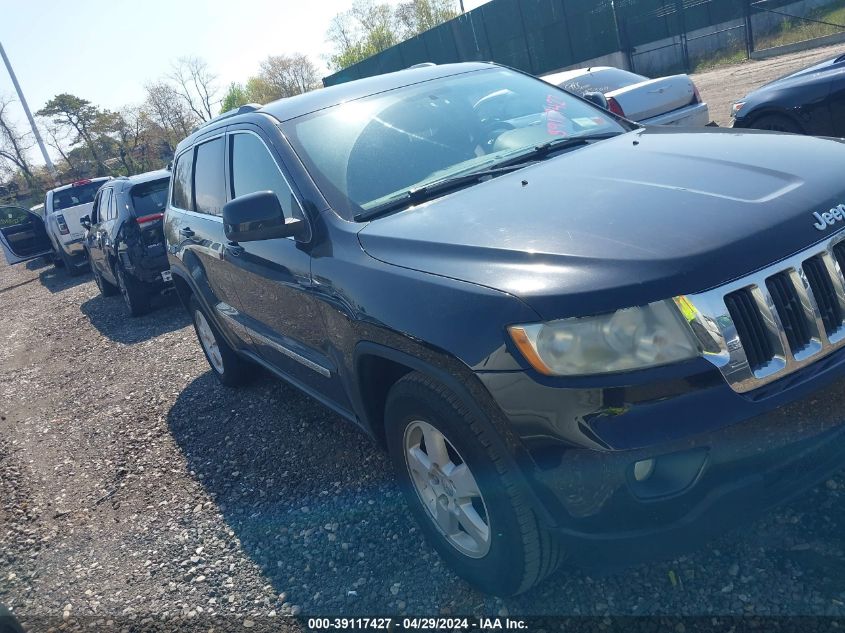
[757,54,843,91]
[740,55,844,109]
[358,127,845,320]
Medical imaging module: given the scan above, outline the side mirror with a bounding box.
[583,91,609,110]
[80,215,91,230]
[222,191,303,242]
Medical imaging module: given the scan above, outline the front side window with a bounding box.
[283,67,630,220]
[193,138,226,216]
[229,133,300,218]
[171,150,194,211]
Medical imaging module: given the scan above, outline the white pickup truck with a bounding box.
[43,177,110,275]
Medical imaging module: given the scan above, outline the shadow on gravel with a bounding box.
[167,369,845,618]
[79,292,189,344]
[37,263,91,293]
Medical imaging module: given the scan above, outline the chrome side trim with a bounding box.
[677,229,845,393]
[215,302,331,378]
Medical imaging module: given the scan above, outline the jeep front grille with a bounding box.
[677,231,845,393]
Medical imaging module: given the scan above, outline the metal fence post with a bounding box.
[744,0,755,57]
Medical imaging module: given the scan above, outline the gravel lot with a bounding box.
[5,46,845,630]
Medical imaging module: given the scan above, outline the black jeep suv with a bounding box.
[166,62,845,595]
[83,170,171,316]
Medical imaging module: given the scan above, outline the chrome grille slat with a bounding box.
[677,230,845,393]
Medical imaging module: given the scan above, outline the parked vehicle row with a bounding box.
[82,171,171,316]
[3,55,845,597]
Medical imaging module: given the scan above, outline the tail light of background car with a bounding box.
[71,179,92,187]
[606,96,625,117]
[136,212,165,248]
[692,83,702,104]
[135,212,164,226]
[56,214,69,235]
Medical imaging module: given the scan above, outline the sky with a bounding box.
[1,0,490,160]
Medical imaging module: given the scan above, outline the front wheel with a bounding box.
[91,258,118,297]
[189,295,255,387]
[751,113,803,134]
[385,372,562,596]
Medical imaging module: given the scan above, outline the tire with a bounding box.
[751,113,803,134]
[116,264,151,317]
[189,295,255,387]
[58,246,84,276]
[384,372,562,596]
[91,259,118,297]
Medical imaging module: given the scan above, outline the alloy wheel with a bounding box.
[403,419,491,558]
[194,309,225,375]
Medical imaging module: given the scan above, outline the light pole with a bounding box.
[0,40,59,183]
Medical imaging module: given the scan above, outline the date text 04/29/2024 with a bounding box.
[306,617,529,630]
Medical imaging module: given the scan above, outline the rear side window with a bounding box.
[130,178,170,216]
[193,138,225,216]
[171,150,194,211]
[230,132,300,219]
[51,181,104,211]
[101,189,114,221]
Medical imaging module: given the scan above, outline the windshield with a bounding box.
[283,68,630,220]
[130,178,170,216]
[51,181,105,211]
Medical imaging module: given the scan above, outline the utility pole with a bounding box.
[0,40,59,183]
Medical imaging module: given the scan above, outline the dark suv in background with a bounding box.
[83,170,171,316]
[165,63,845,595]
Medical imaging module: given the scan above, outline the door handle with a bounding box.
[225,242,244,257]
[179,227,196,238]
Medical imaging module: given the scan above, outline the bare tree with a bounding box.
[0,95,37,188]
[258,54,321,98]
[168,56,220,122]
[144,81,197,149]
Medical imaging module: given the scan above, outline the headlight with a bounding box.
[731,101,745,117]
[508,300,699,376]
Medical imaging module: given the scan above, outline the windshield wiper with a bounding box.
[502,132,623,167]
[353,163,532,222]
[353,132,623,222]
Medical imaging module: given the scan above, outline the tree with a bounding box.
[36,94,110,175]
[258,54,321,98]
[396,0,459,36]
[0,95,37,189]
[326,0,459,70]
[144,81,197,152]
[221,82,250,112]
[326,0,401,70]
[168,56,220,122]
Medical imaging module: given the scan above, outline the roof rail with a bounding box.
[192,103,262,133]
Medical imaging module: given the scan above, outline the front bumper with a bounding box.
[478,345,845,559]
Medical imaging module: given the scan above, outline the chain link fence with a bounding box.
[323,0,845,85]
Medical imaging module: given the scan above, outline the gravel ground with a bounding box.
[5,51,845,628]
[691,41,845,127]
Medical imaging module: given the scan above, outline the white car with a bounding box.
[43,177,110,275]
[542,66,709,127]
